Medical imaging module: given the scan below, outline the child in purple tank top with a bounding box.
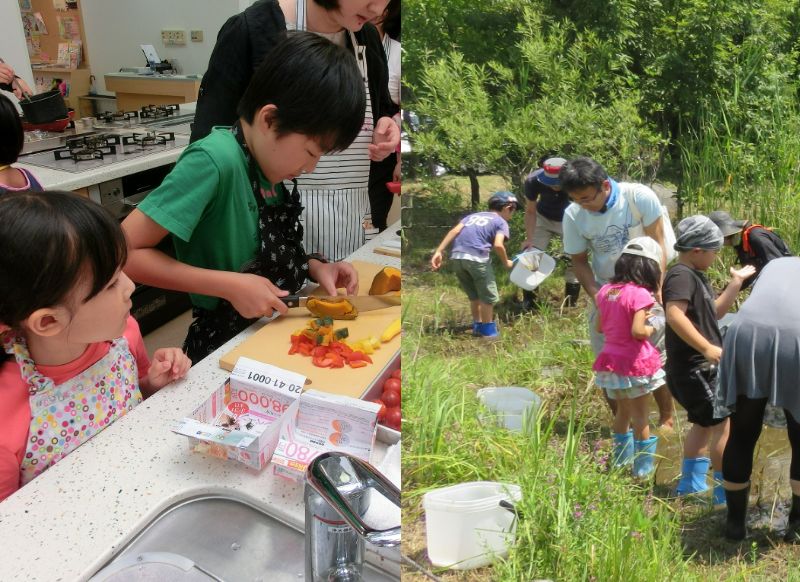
[431,191,517,337]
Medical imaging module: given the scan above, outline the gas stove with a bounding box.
[19,129,189,173]
[92,103,193,135]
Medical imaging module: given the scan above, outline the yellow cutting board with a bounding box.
[219,261,400,399]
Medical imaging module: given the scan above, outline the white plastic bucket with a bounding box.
[423,481,522,570]
[509,249,556,290]
[477,387,541,432]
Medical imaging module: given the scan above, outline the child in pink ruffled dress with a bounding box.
[593,236,665,478]
[0,190,191,501]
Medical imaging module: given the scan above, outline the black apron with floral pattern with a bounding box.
[183,122,310,364]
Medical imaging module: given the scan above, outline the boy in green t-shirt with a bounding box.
[122,32,366,363]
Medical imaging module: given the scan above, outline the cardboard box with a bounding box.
[271,389,381,481]
[172,358,304,470]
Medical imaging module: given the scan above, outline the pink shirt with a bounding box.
[0,316,150,501]
[592,282,662,377]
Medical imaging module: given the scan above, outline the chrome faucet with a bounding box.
[304,452,401,581]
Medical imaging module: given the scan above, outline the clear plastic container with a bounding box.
[423,481,522,570]
[477,387,541,432]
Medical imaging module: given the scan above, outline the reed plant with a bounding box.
[678,74,800,252]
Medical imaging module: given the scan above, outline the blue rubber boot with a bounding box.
[611,431,634,467]
[675,457,710,496]
[472,321,480,336]
[632,436,658,478]
[712,471,726,506]
[477,322,499,337]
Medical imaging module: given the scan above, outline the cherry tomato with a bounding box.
[383,378,401,394]
[370,399,387,422]
[391,369,401,379]
[385,407,402,431]
[382,389,400,408]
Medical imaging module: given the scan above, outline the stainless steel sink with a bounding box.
[90,495,397,581]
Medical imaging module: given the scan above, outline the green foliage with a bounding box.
[410,4,664,199]
[412,54,504,174]
[406,0,800,244]
[402,0,524,102]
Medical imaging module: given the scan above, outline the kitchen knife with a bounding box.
[281,294,400,312]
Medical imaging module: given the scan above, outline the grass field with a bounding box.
[400,175,800,581]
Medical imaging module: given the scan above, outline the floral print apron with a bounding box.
[2,334,142,485]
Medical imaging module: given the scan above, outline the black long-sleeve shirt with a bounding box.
[735,225,792,289]
[190,0,396,143]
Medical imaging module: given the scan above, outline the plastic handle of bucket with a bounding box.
[499,499,523,520]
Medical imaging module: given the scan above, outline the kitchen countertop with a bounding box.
[0,225,401,582]
[16,102,198,192]
[105,72,203,82]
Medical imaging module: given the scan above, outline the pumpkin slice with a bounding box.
[306,297,358,320]
[368,266,401,295]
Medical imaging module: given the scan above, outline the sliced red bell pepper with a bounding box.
[347,351,373,364]
[327,352,345,368]
[312,356,331,368]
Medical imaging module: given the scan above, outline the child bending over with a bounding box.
[430,191,517,338]
[122,32,365,363]
[663,216,754,504]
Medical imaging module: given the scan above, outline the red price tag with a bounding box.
[228,401,249,417]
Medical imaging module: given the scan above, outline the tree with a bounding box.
[412,53,504,209]
[411,6,664,197]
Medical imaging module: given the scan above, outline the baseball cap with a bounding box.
[537,157,567,187]
[488,191,519,210]
[621,236,662,264]
[707,210,747,237]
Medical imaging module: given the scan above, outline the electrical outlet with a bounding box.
[190,29,203,42]
[161,29,187,46]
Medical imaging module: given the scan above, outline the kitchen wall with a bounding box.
[0,0,34,91]
[1,0,260,98]
[80,0,242,94]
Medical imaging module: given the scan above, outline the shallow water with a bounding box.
[650,405,794,529]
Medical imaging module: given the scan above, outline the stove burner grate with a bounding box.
[54,145,116,162]
[139,104,180,120]
[122,131,176,148]
[95,110,139,124]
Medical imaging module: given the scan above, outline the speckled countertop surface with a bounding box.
[0,225,401,581]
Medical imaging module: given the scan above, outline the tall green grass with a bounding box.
[402,281,696,580]
[678,89,800,253]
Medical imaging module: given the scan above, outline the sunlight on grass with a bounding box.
[401,175,800,581]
